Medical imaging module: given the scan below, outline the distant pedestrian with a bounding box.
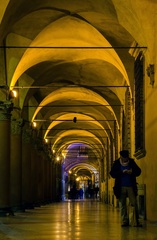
[110,150,142,227]
[79,188,84,199]
[94,186,99,198]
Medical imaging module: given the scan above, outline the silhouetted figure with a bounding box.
[110,150,141,227]
[70,185,78,199]
[88,186,94,198]
[79,188,84,199]
[94,186,99,198]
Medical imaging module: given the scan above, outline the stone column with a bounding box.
[61,163,65,201]
[31,132,46,207]
[43,154,47,203]
[44,158,49,203]
[92,173,95,187]
[36,151,44,205]
[51,162,58,202]
[30,131,38,207]
[100,158,104,202]
[22,127,32,209]
[39,152,45,204]
[42,143,52,203]
[49,160,53,202]
[56,162,62,202]
[51,162,56,202]
[10,119,23,211]
[0,101,13,214]
[47,148,53,203]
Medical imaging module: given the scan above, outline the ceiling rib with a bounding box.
[34,119,116,122]
[0,46,147,49]
[12,86,129,89]
[26,105,123,108]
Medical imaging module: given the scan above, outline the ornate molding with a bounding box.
[22,128,32,144]
[0,101,13,120]
[134,149,146,160]
[129,41,143,60]
[11,119,24,135]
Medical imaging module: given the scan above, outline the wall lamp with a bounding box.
[32,121,37,128]
[0,86,17,100]
[9,90,17,99]
[147,64,155,86]
[73,117,77,123]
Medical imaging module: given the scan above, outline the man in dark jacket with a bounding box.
[110,150,141,227]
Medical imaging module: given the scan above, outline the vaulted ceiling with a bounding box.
[0,0,150,177]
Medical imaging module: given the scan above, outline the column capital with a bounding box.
[22,127,32,144]
[0,101,13,120]
[11,118,24,135]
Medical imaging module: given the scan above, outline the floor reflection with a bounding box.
[0,200,156,240]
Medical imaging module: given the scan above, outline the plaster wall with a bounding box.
[139,68,157,221]
[0,1,9,24]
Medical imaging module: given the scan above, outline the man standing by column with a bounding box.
[110,150,142,227]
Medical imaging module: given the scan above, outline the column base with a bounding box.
[0,207,14,216]
[11,205,25,213]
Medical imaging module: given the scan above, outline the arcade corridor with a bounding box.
[0,200,157,240]
[0,0,157,229]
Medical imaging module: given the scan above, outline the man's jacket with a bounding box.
[110,158,141,199]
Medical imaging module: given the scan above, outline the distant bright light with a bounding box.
[32,122,37,128]
[12,90,17,98]
[9,90,17,99]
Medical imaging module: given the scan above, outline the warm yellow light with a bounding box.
[45,138,48,143]
[32,122,37,128]
[69,170,72,174]
[12,90,17,98]
[9,90,17,99]
[56,156,60,161]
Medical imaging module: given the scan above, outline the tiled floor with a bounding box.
[0,200,157,240]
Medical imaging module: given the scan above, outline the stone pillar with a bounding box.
[56,162,62,202]
[31,135,44,206]
[44,159,49,203]
[42,142,52,203]
[43,155,47,203]
[10,118,23,211]
[61,163,65,201]
[30,131,39,207]
[100,158,104,202]
[104,153,109,203]
[22,127,32,209]
[0,101,13,214]
[39,152,45,204]
[49,160,53,203]
[51,162,56,202]
[31,133,47,207]
[48,149,53,203]
[92,173,95,187]
[52,162,60,202]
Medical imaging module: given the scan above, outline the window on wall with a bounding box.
[122,89,131,151]
[134,51,146,159]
